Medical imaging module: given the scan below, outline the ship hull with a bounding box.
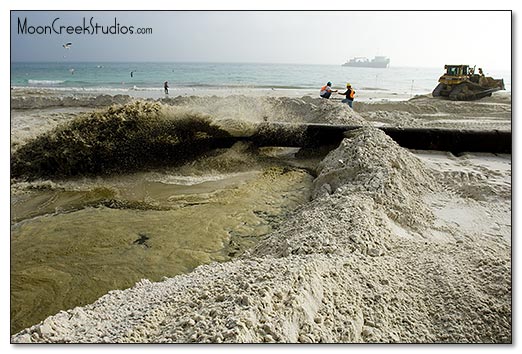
[342,62,389,68]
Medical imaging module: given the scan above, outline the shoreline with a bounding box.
[10,86,425,103]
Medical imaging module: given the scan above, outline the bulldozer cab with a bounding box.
[439,65,471,85]
[444,65,469,77]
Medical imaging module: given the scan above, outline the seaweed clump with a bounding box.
[11,101,232,179]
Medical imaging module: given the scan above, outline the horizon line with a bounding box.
[10,61,512,72]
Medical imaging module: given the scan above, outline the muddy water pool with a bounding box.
[11,162,314,334]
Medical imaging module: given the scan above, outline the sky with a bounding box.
[10,10,512,70]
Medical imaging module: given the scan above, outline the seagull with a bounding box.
[63,42,72,49]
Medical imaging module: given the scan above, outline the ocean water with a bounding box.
[11,62,512,97]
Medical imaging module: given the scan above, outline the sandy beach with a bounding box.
[10,88,511,343]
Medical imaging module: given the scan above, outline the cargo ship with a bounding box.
[342,56,390,68]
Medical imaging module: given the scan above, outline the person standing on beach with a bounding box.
[164,81,169,94]
[320,82,337,99]
[339,83,355,108]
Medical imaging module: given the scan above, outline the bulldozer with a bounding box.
[432,65,505,101]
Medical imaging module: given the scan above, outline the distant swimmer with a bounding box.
[338,83,355,108]
[130,70,135,78]
[63,42,72,49]
[319,82,338,99]
[69,68,75,75]
[164,81,169,94]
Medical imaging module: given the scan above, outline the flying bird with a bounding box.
[63,42,72,49]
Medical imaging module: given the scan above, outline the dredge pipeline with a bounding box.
[247,123,511,154]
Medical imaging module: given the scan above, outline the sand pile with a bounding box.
[10,108,93,153]
[355,93,511,131]
[11,91,133,110]
[12,127,511,343]
[251,127,436,258]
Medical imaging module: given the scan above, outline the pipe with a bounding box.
[247,123,511,154]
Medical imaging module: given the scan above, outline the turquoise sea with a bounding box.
[11,62,511,96]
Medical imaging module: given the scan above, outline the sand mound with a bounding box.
[12,127,511,343]
[11,92,133,109]
[251,128,436,259]
[356,94,511,116]
[355,93,511,131]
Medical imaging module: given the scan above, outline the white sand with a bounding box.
[355,92,511,131]
[10,91,511,343]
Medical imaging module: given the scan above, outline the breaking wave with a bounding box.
[27,80,65,85]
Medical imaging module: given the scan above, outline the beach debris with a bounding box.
[368,248,384,257]
[133,233,150,248]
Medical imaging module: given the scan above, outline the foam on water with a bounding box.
[27,79,66,85]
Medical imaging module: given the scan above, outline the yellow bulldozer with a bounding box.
[432,65,505,101]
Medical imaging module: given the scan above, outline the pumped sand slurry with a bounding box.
[10,94,511,342]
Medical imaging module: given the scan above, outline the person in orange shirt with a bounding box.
[319,81,338,99]
[339,83,355,108]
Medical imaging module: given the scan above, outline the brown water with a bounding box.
[11,164,314,334]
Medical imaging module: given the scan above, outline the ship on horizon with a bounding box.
[342,56,390,68]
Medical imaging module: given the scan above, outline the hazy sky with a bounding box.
[11,11,511,70]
